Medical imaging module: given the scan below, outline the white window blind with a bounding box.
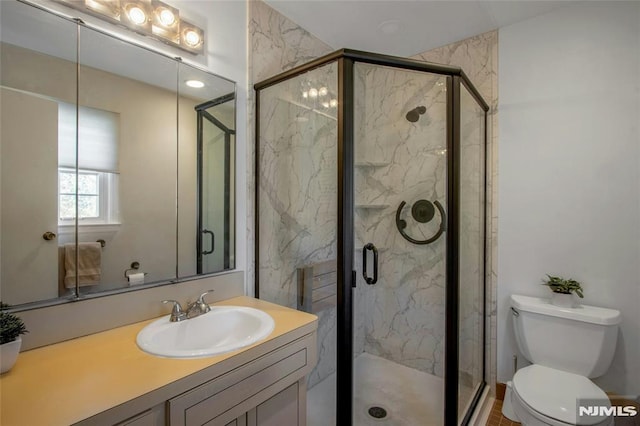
[58,102,120,173]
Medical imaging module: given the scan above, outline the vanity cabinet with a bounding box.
[0,297,317,426]
[167,337,309,426]
[75,323,315,426]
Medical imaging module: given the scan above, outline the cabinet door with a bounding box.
[224,414,246,426]
[254,383,300,426]
[1,87,60,304]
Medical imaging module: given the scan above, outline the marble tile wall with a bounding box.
[249,0,336,389]
[248,0,333,291]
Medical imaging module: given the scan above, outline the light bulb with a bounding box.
[329,99,338,108]
[127,6,147,25]
[308,88,318,98]
[318,87,328,97]
[184,30,201,47]
[302,91,308,99]
[321,101,330,108]
[159,9,176,26]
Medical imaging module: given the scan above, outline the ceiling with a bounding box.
[264,0,575,57]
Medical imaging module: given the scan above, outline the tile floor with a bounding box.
[485,399,520,426]
[486,394,640,426]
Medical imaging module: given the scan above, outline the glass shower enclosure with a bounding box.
[255,49,488,425]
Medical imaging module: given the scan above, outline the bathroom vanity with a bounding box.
[0,297,317,426]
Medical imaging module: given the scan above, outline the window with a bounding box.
[58,102,120,226]
[58,168,119,224]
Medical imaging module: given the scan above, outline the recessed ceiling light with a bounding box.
[185,80,205,88]
[378,19,401,35]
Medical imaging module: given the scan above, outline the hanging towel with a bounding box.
[64,242,102,288]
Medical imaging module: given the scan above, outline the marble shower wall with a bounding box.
[248,0,333,290]
[249,1,335,389]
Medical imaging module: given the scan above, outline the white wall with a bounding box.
[498,2,640,394]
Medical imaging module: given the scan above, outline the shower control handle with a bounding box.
[362,243,378,285]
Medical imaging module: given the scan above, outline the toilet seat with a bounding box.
[512,365,611,425]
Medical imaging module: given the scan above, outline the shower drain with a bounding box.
[368,406,388,419]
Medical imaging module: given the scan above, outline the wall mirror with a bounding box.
[0,0,236,308]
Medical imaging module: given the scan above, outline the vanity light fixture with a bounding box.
[185,79,205,88]
[55,0,205,54]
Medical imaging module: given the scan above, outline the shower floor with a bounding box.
[307,353,444,426]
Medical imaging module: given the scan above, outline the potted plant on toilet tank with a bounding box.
[542,275,584,308]
[0,302,28,373]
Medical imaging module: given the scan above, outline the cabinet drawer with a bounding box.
[169,338,310,426]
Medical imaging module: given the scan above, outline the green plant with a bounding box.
[0,302,28,345]
[542,275,584,298]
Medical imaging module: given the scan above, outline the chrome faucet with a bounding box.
[186,290,215,319]
[162,299,187,322]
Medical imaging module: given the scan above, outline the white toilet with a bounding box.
[509,294,621,426]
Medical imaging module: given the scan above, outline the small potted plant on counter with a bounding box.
[542,275,584,308]
[1,302,28,373]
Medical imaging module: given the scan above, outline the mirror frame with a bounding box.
[1,0,238,313]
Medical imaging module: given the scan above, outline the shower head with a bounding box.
[406,106,426,123]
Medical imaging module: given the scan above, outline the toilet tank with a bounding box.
[511,294,620,378]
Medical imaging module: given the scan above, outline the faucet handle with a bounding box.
[162,299,187,322]
[197,290,215,304]
[196,290,215,313]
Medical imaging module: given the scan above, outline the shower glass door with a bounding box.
[457,81,487,423]
[352,62,448,426]
[255,61,340,425]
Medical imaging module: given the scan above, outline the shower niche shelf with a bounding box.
[355,204,389,210]
[355,161,390,168]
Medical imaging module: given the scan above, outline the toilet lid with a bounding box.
[513,365,610,425]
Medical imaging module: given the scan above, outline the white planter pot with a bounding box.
[550,293,576,308]
[0,336,22,374]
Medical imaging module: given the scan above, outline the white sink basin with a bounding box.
[136,306,275,359]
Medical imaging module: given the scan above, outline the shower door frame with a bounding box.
[195,93,235,274]
[254,49,489,425]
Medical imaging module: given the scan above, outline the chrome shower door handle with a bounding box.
[202,229,215,255]
[362,243,378,285]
